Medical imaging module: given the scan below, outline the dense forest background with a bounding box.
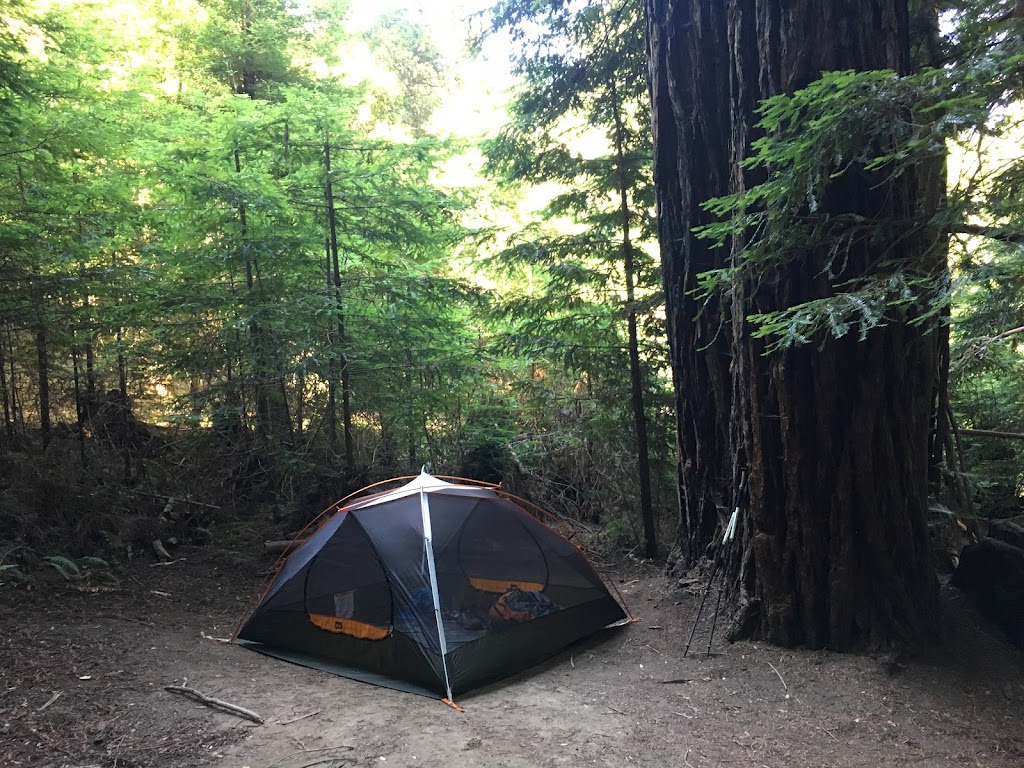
[0,0,675,571]
[1,0,1022,633]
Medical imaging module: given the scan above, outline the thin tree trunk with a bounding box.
[82,290,95,396]
[608,71,657,558]
[0,322,11,439]
[35,294,50,448]
[6,324,20,433]
[324,137,355,469]
[110,252,128,401]
[116,324,127,401]
[325,239,337,451]
[294,368,304,442]
[405,348,417,469]
[235,147,292,444]
[72,332,86,465]
[239,0,256,98]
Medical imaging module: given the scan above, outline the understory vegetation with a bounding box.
[0,0,677,575]
[0,0,1022,592]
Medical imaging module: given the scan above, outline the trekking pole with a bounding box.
[705,470,746,656]
[683,470,746,658]
[706,570,726,657]
[683,544,722,658]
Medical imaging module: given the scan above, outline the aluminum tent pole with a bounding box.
[419,486,455,705]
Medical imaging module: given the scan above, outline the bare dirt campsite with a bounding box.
[2,545,1023,768]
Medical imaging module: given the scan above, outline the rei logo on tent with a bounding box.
[234,471,630,706]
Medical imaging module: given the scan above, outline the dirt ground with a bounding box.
[3,543,1024,768]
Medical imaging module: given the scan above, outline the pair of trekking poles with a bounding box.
[683,470,747,658]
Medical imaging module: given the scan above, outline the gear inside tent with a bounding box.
[234,471,629,701]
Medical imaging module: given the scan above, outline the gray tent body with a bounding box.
[236,472,627,699]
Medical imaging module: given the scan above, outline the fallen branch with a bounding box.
[817,725,840,743]
[152,539,172,562]
[164,685,264,724]
[265,745,356,768]
[133,490,221,510]
[264,539,307,555]
[278,709,321,726]
[960,428,1024,441]
[38,691,62,712]
[295,759,353,768]
[768,661,788,691]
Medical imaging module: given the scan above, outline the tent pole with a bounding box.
[419,487,455,704]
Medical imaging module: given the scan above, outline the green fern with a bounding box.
[45,556,82,580]
[0,563,26,583]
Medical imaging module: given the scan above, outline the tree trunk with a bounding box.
[608,72,657,558]
[645,0,943,650]
[324,138,355,470]
[35,298,50,447]
[6,324,21,433]
[645,0,734,571]
[83,293,95,396]
[107,252,128,403]
[72,333,86,465]
[235,147,292,445]
[0,322,11,439]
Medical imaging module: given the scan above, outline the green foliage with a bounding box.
[41,554,114,585]
[684,4,1024,512]
[476,0,672,548]
[0,563,26,584]
[44,555,81,579]
[689,2,1024,353]
[365,13,447,134]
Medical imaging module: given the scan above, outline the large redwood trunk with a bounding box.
[645,0,734,571]
[646,0,942,650]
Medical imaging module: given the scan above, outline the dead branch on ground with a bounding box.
[163,684,264,724]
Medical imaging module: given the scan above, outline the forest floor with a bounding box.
[3,541,1024,768]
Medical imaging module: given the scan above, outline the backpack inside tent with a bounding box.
[234,471,629,701]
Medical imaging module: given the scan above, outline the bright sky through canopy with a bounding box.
[347,0,514,139]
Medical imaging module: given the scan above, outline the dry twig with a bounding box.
[767,661,788,691]
[152,539,173,562]
[164,684,264,724]
[264,745,356,768]
[817,725,840,743]
[279,710,321,726]
[38,691,62,712]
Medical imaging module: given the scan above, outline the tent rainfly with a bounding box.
[234,471,628,704]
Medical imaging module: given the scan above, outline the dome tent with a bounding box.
[234,471,629,704]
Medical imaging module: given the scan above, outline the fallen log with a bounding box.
[264,539,307,555]
[960,428,1024,441]
[164,684,264,724]
[952,538,1024,648]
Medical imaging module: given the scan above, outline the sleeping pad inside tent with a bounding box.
[234,471,629,700]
